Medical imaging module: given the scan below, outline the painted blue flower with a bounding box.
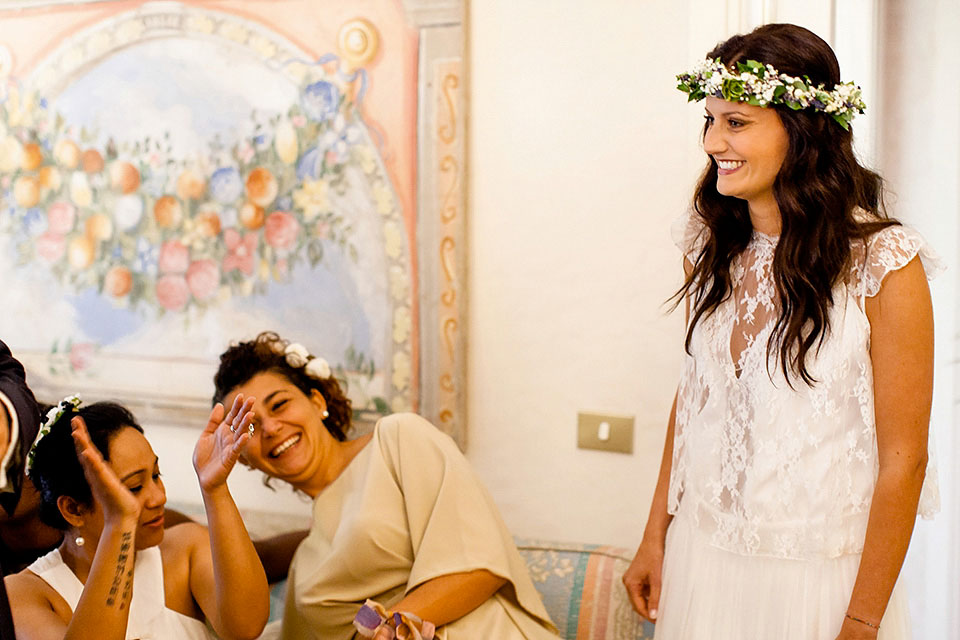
[133,237,158,275]
[22,208,47,236]
[296,146,322,181]
[253,133,273,151]
[301,81,340,122]
[209,167,243,204]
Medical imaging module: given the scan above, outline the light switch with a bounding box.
[577,412,633,454]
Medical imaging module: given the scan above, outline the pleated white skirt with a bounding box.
[653,511,911,640]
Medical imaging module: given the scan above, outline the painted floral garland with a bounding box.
[0,70,369,315]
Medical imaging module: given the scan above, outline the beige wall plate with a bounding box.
[577,413,634,454]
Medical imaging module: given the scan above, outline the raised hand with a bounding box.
[71,415,140,524]
[193,394,255,494]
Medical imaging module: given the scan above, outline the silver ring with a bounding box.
[229,424,237,433]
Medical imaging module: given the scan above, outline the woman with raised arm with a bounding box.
[212,331,558,640]
[3,396,269,640]
[622,23,940,640]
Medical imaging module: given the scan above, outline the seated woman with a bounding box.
[213,332,558,640]
[4,396,270,639]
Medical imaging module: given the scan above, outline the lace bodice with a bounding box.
[668,212,942,559]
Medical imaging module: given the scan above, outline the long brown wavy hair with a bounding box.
[677,23,898,386]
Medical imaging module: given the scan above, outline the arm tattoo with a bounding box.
[105,532,133,608]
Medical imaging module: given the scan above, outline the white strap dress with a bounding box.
[28,546,215,640]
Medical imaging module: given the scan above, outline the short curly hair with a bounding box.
[212,331,352,441]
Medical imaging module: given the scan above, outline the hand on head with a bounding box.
[193,393,256,493]
[70,415,140,524]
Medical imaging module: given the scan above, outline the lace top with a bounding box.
[668,211,943,559]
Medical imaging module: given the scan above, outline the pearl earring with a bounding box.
[322,409,329,419]
[75,536,85,547]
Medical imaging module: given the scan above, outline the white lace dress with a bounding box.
[654,213,942,640]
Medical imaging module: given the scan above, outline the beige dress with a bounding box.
[280,413,558,639]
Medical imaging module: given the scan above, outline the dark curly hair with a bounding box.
[29,401,143,530]
[212,331,352,441]
[678,23,898,386]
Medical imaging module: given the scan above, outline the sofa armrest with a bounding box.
[515,538,654,640]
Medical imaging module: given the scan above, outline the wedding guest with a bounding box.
[213,331,558,639]
[4,396,270,639]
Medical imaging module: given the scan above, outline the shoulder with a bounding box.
[375,413,452,447]
[852,222,943,298]
[5,569,69,619]
[161,521,208,562]
[373,413,463,469]
[671,209,708,259]
[160,522,208,589]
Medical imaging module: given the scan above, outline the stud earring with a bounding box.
[322,409,329,419]
[75,536,85,547]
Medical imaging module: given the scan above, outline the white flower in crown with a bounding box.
[284,343,310,368]
[305,357,331,380]
[676,57,866,130]
[26,393,82,476]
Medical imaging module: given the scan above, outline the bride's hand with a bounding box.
[193,394,255,494]
[71,416,140,524]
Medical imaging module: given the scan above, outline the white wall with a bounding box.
[876,1,960,637]
[465,0,695,549]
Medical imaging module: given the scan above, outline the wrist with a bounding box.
[200,482,231,500]
[103,514,139,531]
[640,520,670,547]
[843,612,880,638]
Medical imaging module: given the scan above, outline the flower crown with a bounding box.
[676,58,866,130]
[25,393,82,477]
[278,342,332,381]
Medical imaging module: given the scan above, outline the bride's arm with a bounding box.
[838,256,933,640]
[189,397,270,640]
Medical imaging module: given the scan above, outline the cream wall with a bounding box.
[876,1,960,637]
[465,0,695,549]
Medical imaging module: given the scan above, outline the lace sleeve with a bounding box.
[861,224,945,298]
[670,209,707,261]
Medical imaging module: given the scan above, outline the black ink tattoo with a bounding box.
[106,532,133,608]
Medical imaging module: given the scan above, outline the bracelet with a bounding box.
[845,612,880,630]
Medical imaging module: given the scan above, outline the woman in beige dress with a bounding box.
[212,331,558,640]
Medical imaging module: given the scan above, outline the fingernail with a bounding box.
[650,609,657,619]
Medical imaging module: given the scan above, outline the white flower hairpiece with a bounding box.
[284,343,310,368]
[26,393,82,476]
[283,342,332,380]
[676,58,866,130]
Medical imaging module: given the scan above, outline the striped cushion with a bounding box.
[515,539,654,640]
